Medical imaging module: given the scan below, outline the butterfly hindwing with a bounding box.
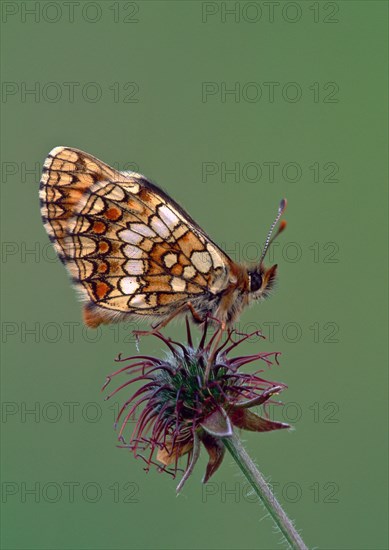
[39,146,122,257]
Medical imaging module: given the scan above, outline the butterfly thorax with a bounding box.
[209,261,278,327]
[214,263,249,325]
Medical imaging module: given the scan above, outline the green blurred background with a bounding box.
[1,1,388,549]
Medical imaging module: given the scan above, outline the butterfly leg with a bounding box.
[204,321,227,382]
[133,301,203,340]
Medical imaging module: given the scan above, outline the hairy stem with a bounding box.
[222,432,308,550]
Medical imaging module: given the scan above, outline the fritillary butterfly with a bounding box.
[40,147,286,331]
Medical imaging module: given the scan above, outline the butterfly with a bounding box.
[40,147,286,334]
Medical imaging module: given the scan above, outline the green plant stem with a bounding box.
[222,432,308,550]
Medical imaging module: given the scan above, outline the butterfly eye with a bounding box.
[249,272,263,292]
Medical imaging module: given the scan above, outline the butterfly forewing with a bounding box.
[40,147,233,326]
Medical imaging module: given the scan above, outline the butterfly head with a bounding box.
[247,199,287,302]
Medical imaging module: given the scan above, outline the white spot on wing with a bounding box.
[150,216,170,238]
[159,205,179,229]
[125,260,144,275]
[127,182,140,194]
[164,253,177,268]
[131,223,156,237]
[118,229,143,245]
[124,244,143,259]
[171,278,186,292]
[129,294,149,308]
[120,277,139,295]
[207,244,225,269]
[183,266,196,279]
[104,186,125,202]
[191,251,212,274]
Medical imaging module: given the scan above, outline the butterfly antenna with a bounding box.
[259,199,287,264]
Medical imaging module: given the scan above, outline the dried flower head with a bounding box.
[103,319,289,493]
